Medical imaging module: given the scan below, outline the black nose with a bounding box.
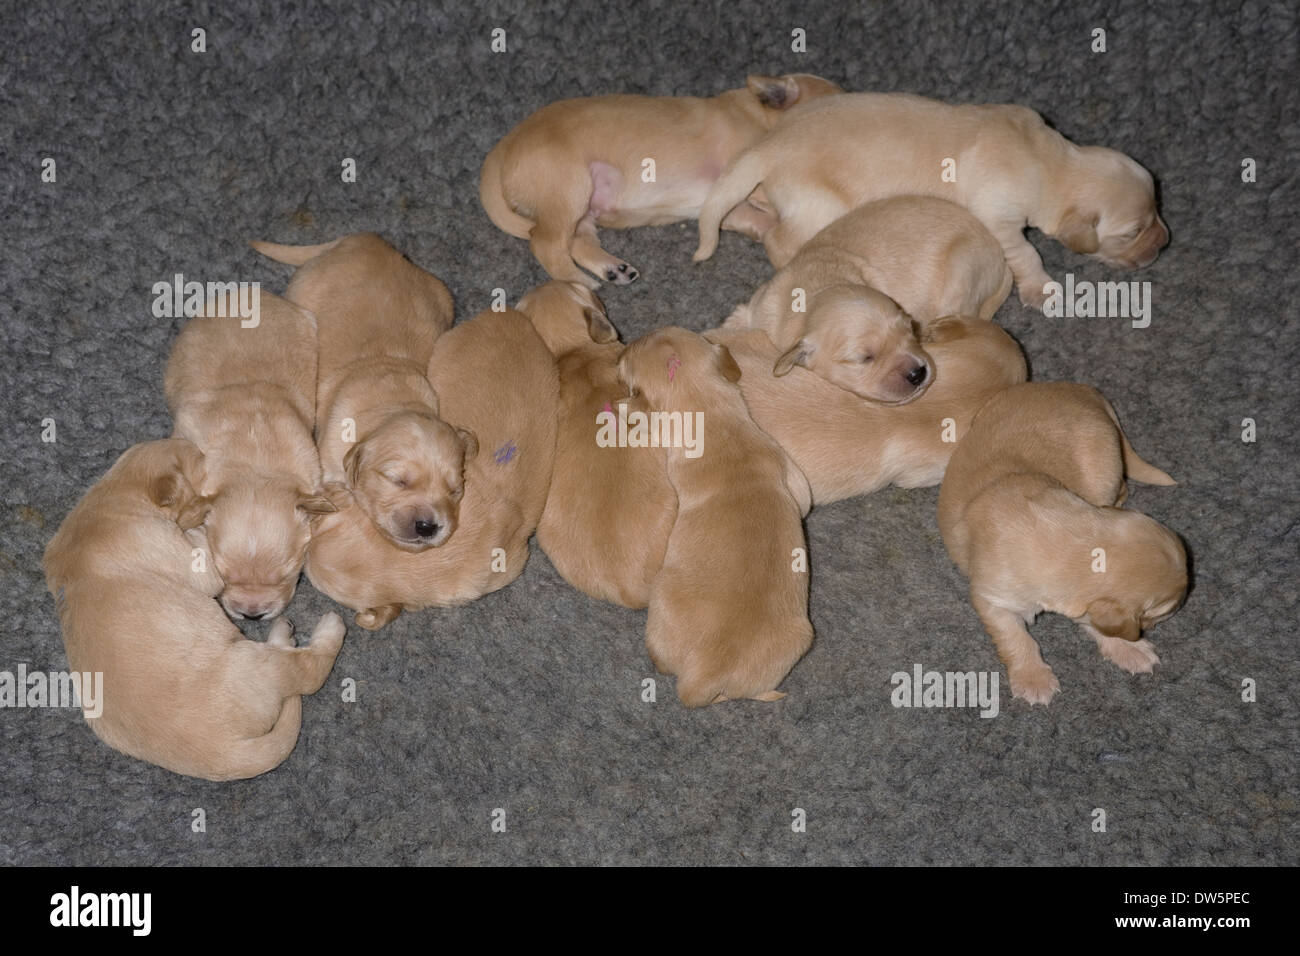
[414,519,439,538]
[905,365,928,386]
[244,612,266,621]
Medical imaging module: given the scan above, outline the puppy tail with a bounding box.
[249,238,342,267]
[214,696,303,780]
[1102,397,1176,486]
[694,150,767,262]
[479,145,536,239]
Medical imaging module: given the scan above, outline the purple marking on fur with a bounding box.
[493,440,518,465]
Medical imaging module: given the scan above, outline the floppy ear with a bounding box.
[343,442,365,487]
[714,344,742,383]
[457,427,479,462]
[584,307,618,344]
[148,468,210,530]
[1056,207,1100,254]
[1087,597,1141,641]
[297,492,339,517]
[746,74,801,109]
[773,339,813,377]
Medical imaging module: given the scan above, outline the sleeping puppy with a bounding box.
[42,439,345,781]
[164,289,336,621]
[252,233,475,552]
[480,73,842,288]
[695,92,1168,308]
[516,281,677,608]
[306,307,559,629]
[937,382,1186,705]
[618,327,813,706]
[709,317,1027,504]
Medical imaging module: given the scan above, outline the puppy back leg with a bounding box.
[992,226,1054,310]
[266,611,347,695]
[356,603,404,631]
[571,212,640,285]
[971,592,1060,705]
[529,170,602,288]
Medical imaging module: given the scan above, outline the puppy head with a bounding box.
[745,73,844,120]
[1079,512,1188,641]
[618,327,740,407]
[203,478,335,621]
[772,286,933,405]
[342,412,477,552]
[515,280,616,355]
[1056,146,1169,269]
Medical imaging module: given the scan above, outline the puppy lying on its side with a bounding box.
[709,317,1027,505]
[937,382,1187,705]
[306,307,559,629]
[43,439,344,781]
[252,233,475,552]
[480,73,842,288]
[618,328,813,706]
[516,281,677,608]
[725,197,1012,395]
[164,289,336,621]
[695,92,1169,308]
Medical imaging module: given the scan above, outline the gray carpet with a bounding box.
[3,0,1297,866]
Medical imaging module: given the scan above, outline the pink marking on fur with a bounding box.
[667,355,681,381]
[588,161,622,218]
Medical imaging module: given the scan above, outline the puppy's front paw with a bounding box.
[1098,636,1160,674]
[355,604,402,630]
[1018,281,1050,311]
[267,618,296,647]
[604,261,640,285]
[1009,664,1060,705]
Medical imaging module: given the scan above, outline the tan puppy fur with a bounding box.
[42,439,345,781]
[695,93,1169,308]
[618,328,813,707]
[937,382,1186,706]
[516,281,677,608]
[306,308,559,629]
[252,233,476,552]
[481,73,843,288]
[164,290,335,621]
[709,317,1027,504]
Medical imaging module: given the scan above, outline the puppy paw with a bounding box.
[603,261,640,285]
[1098,636,1160,674]
[1018,282,1049,311]
[308,611,346,654]
[267,618,296,648]
[355,604,402,631]
[751,690,787,703]
[1009,664,1060,706]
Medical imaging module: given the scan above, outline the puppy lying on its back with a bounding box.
[695,92,1168,308]
[480,73,842,288]
[937,382,1187,705]
[517,281,677,608]
[709,317,1027,505]
[618,328,813,706]
[253,233,475,552]
[306,306,559,629]
[43,439,344,781]
[164,289,336,621]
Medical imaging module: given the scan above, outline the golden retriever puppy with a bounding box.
[164,290,336,621]
[937,382,1186,706]
[695,93,1169,308]
[709,317,1027,504]
[516,281,677,608]
[306,308,559,629]
[42,439,345,781]
[617,328,813,706]
[480,73,842,288]
[252,233,474,552]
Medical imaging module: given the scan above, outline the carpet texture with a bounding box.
[2,0,1297,865]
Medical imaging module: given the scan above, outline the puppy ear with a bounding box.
[922,315,969,345]
[297,491,339,516]
[714,344,742,383]
[773,339,813,377]
[457,427,479,462]
[584,307,619,344]
[1087,597,1141,641]
[150,451,209,529]
[1056,207,1100,254]
[343,442,365,488]
[746,74,800,109]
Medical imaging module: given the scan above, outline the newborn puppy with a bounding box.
[42,439,345,781]
[618,328,813,706]
[164,289,336,621]
[480,73,842,288]
[937,382,1186,705]
[695,92,1168,308]
[709,317,1027,504]
[516,281,677,608]
[306,307,559,630]
[252,233,475,552]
